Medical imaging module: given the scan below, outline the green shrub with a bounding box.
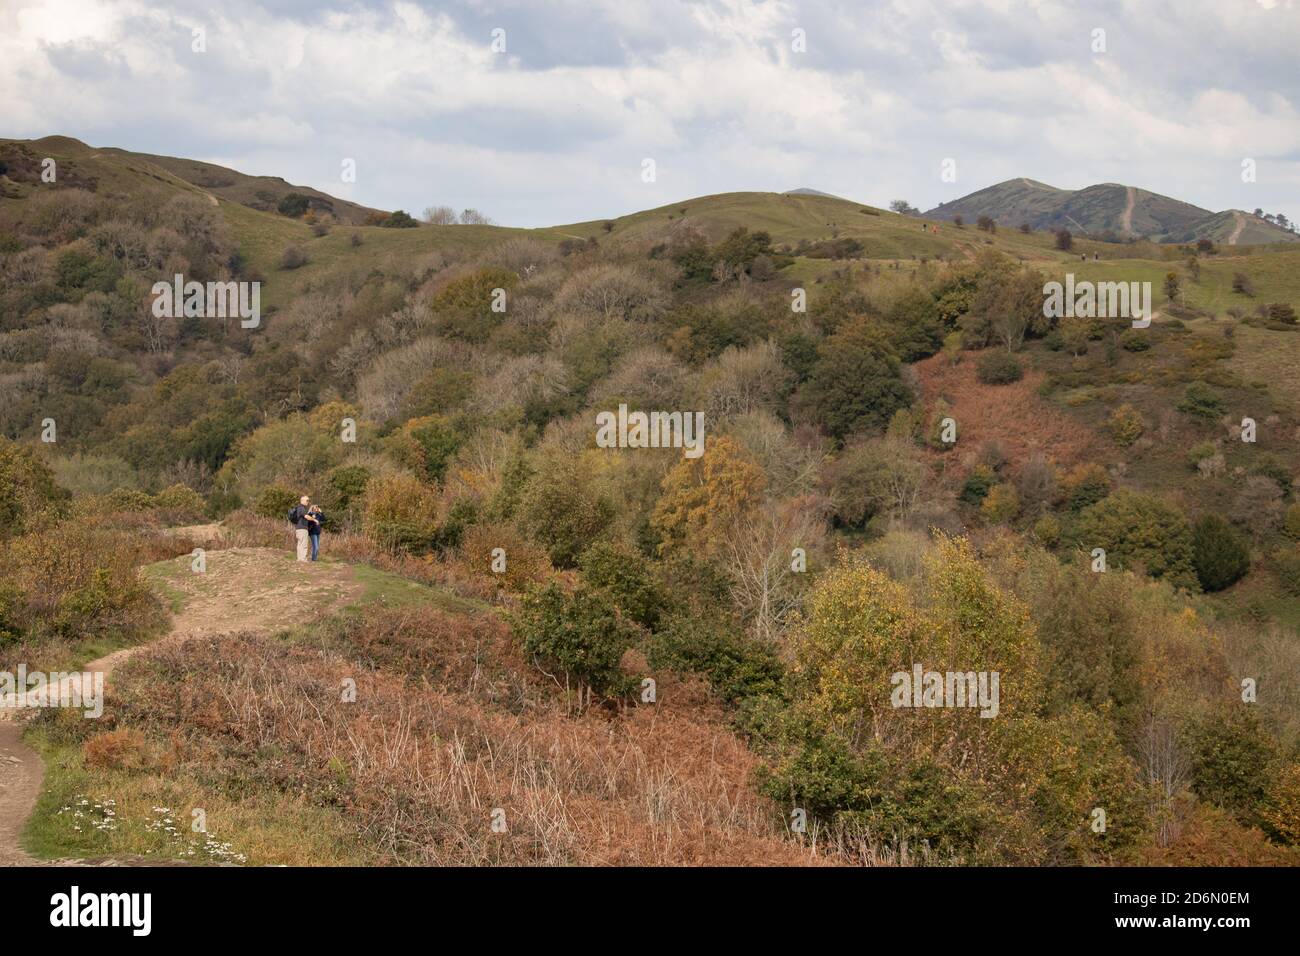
[256,485,299,520]
[975,350,1023,385]
[1189,706,1276,825]
[959,465,996,505]
[1033,514,1061,547]
[1177,381,1225,419]
[1185,440,1219,471]
[645,613,784,704]
[1119,329,1150,352]
[517,453,613,568]
[152,483,207,520]
[0,438,70,537]
[801,319,913,440]
[980,483,1020,523]
[1073,490,1199,590]
[512,583,637,697]
[326,465,371,511]
[277,193,310,217]
[1060,463,1111,511]
[1250,454,1292,496]
[105,487,154,512]
[579,541,665,630]
[1109,404,1144,447]
[1192,514,1250,591]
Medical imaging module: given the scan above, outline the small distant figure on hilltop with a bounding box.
[288,495,320,562]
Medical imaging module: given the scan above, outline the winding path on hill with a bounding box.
[1121,186,1136,235]
[1228,210,1246,246]
[0,541,367,866]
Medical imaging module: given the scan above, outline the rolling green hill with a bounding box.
[3,135,1297,317]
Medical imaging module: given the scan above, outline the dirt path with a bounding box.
[0,546,367,866]
[1228,210,1246,245]
[1121,185,1136,234]
[0,724,42,865]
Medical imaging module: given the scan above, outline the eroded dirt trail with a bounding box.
[1121,185,1136,235]
[1228,210,1246,245]
[0,546,367,866]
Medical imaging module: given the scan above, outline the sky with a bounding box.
[3,0,1298,228]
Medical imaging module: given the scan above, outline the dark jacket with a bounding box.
[307,508,326,536]
[290,504,313,530]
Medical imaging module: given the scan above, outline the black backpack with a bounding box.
[287,506,298,525]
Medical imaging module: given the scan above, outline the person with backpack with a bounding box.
[288,495,314,562]
[307,504,326,561]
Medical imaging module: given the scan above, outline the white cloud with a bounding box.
[2,0,1297,226]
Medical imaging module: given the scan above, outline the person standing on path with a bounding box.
[289,495,314,562]
[307,504,325,561]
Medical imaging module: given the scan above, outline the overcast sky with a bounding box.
[3,0,1298,227]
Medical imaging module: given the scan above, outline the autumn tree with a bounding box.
[652,435,766,557]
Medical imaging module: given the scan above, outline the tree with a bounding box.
[431,267,519,343]
[1054,229,1073,251]
[459,208,494,225]
[379,210,419,228]
[720,495,826,640]
[422,205,457,225]
[828,431,927,528]
[889,199,920,216]
[799,318,913,441]
[1189,705,1276,824]
[1191,513,1250,591]
[0,437,69,537]
[1073,490,1199,590]
[1163,271,1180,301]
[518,451,614,568]
[652,435,766,557]
[963,255,1045,350]
[976,215,996,233]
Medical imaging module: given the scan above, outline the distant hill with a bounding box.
[0,135,388,225]
[926,177,1298,244]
